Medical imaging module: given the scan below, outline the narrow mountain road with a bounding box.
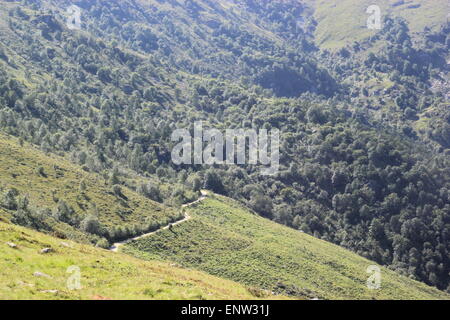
[110,190,208,252]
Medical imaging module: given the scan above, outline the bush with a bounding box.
[36,166,46,177]
[1,189,18,210]
[52,200,78,225]
[95,238,110,249]
[80,214,101,235]
[203,169,225,194]
[113,185,124,197]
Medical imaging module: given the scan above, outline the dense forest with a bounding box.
[0,0,449,291]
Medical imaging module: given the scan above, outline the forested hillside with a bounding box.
[0,0,449,293]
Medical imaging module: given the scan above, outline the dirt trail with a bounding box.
[110,190,208,252]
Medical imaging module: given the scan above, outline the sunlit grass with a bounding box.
[0,133,178,232]
[0,221,287,300]
[125,194,450,300]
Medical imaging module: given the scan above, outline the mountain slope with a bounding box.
[0,133,182,246]
[0,0,448,294]
[0,219,285,300]
[123,193,449,300]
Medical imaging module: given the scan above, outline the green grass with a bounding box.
[124,194,450,300]
[0,220,289,300]
[0,133,178,233]
[309,0,448,49]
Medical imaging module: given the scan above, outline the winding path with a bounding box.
[109,190,208,252]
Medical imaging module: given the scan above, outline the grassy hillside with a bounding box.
[0,133,181,243]
[123,194,449,300]
[309,0,448,48]
[0,220,287,300]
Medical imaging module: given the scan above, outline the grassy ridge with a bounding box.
[309,0,448,48]
[124,194,449,300]
[0,133,178,233]
[0,220,287,300]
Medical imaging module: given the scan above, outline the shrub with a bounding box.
[95,238,110,249]
[1,189,18,210]
[80,214,101,235]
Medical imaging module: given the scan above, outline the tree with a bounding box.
[1,189,18,210]
[80,214,101,235]
[113,185,124,198]
[53,200,76,225]
[306,105,327,124]
[192,177,202,192]
[273,204,292,226]
[369,218,385,243]
[138,182,162,202]
[97,67,111,82]
[203,169,225,194]
[249,193,273,219]
[96,238,110,249]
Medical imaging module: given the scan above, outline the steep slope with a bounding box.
[0,220,285,300]
[0,0,336,98]
[0,133,182,246]
[123,193,449,300]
